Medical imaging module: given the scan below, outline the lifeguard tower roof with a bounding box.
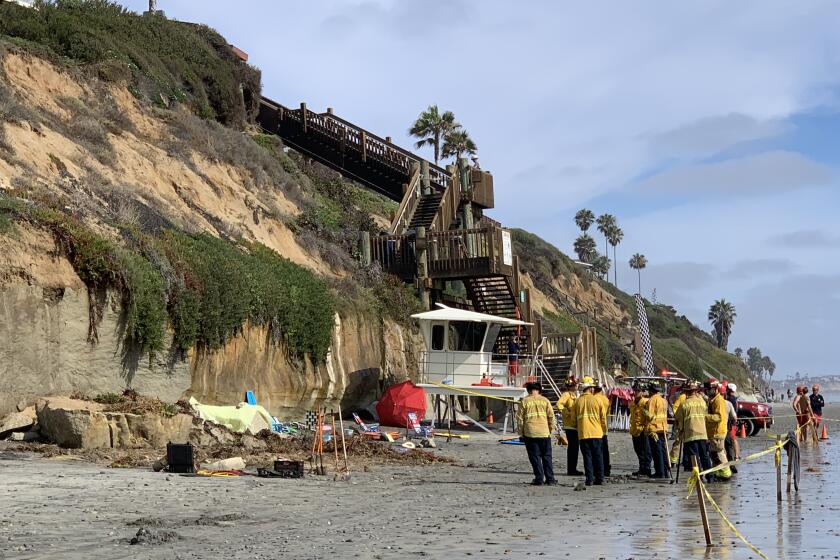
[411,304,532,326]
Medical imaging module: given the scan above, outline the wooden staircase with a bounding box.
[464,275,529,353]
[408,193,443,230]
[257,95,536,354]
[539,354,574,401]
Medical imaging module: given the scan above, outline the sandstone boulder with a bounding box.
[37,397,110,448]
[0,411,35,438]
[36,397,194,449]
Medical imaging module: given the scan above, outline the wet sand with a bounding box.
[1,405,838,559]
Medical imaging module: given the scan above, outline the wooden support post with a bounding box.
[300,102,307,133]
[416,226,430,309]
[358,231,371,266]
[421,161,431,195]
[326,107,334,114]
[692,456,713,548]
[386,136,392,143]
[776,436,783,502]
[360,131,367,162]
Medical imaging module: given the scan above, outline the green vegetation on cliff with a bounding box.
[0,0,260,125]
[0,194,336,362]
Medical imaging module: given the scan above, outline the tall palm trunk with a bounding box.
[637,269,641,295]
[433,131,440,164]
[613,244,618,287]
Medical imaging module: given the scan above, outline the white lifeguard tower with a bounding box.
[411,305,541,433]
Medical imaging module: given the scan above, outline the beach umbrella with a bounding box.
[375,381,427,428]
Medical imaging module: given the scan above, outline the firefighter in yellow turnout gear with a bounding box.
[555,378,581,476]
[674,382,714,481]
[629,384,651,476]
[593,384,611,477]
[644,383,670,479]
[704,381,732,480]
[574,380,605,486]
[517,382,557,485]
[669,388,687,465]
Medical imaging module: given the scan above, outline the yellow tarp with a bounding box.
[188,397,274,434]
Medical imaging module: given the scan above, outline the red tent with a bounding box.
[376,381,427,428]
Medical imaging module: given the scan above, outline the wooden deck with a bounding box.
[370,226,513,281]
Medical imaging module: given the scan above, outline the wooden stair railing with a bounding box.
[258,97,450,199]
[428,168,460,232]
[388,165,422,235]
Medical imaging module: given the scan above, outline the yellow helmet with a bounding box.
[582,376,595,385]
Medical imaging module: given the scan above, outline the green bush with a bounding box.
[0,192,336,362]
[0,0,261,127]
[156,231,335,359]
[93,392,122,404]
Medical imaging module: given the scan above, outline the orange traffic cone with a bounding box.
[820,423,829,440]
[487,411,494,424]
[738,422,747,438]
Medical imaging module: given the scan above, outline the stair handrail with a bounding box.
[260,97,450,189]
[429,168,460,232]
[388,164,422,235]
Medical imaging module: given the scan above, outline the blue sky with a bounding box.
[124,1,840,377]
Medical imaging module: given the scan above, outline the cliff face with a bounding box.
[0,45,420,417]
[0,224,422,417]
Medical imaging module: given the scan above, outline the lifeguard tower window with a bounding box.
[447,321,487,352]
[432,325,445,350]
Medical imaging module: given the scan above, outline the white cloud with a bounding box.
[649,114,790,159]
[767,229,840,249]
[635,151,833,195]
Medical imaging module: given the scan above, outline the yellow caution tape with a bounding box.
[698,441,786,477]
[701,481,769,559]
[686,466,769,560]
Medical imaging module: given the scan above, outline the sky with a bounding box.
[124,1,840,377]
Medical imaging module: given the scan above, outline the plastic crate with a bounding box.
[166,442,195,473]
[273,460,304,478]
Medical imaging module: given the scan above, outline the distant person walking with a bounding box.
[810,385,825,430]
[629,383,651,476]
[793,386,814,441]
[556,377,582,476]
[517,382,556,486]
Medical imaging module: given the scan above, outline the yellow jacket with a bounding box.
[629,396,648,437]
[644,393,668,434]
[675,394,708,443]
[575,393,604,440]
[517,394,556,438]
[672,392,687,414]
[555,391,577,430]
[595,391,609,432]
[705,393,728,438]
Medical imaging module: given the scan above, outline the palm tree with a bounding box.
[592,254,611,278]
[409,105,459,165]
[629,253,647,295]
[708,299,737,350]
[573,234,597,263]
[574,209,595,233]
[606,225,624,287]
[596,214,616,279]
[746,347,763,375]
[441,129,477,161]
